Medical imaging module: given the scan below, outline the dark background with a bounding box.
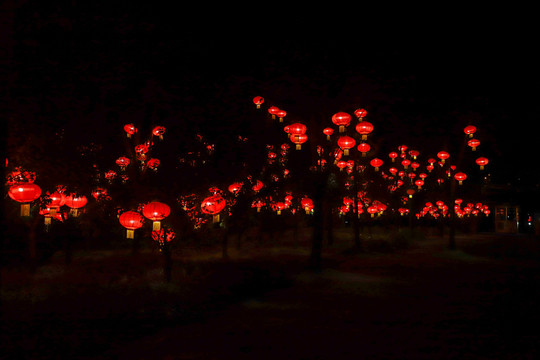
[2,2,538,188]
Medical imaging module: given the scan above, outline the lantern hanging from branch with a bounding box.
[253,96,264,109]
[331,112,351,132]
[142,201,171,231]
[454,172,467,185]
[64,194,87,217]
[268,106,279,119]
[467,138,480,151]
[437,151,450,164]
[355,121,374,140]
[476,157,489,170]
[124,124,137,138]
[323,127,334,140]
[276,110,287,122]
[116,156,130,170]
[152,126,166,140]
[354,108,367,119]
[337,136,356,156]
[290,134,307,150]
[46,191,66,216]
[201,194,226,223]
[8,183,41,217]
[464,125,477,138]
[370,158,383,172]
[357,142,370,157]
[119,211,144,239]
[301,197,314,214]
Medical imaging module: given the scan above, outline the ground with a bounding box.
[1,232,539,359]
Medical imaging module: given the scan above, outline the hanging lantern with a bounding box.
[336,160,348,171]
[142,201,171,231]
[152,126,166,140]
[415,179,424,189]
[119,211,144,239]
[8,183,41,217]
[228,182,243,195]
[354,108,367,119]
[357,142,370,157]
[464,125,477,138]
[467,138,480,151]
[46,191,66,216]
[301,197,314,214]
[290,134,308,150]
[437,151,450,164]
[268,106,280,119]
[272,202,286,215]
[276,110,287,123]
[252,180,263,192]
[408,150,419,159]
[367,205,378,218]
[331,112,351,133]
[389,152,398,162]
[253,96,264,109]
[355,121,374,140]
[370,158,383,172]
[454,172,467,185]
[201,194,226,223]
[401,159,411,169]
[124,124,137,138]
[116,156,130,170]
[337,136,356,156]
[146,158,161,171]
[64,194,87,217]
[476,157,489,170]
[323,127,334,140]
[252,199,265,212]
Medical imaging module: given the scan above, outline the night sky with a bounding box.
[2,3,538,187]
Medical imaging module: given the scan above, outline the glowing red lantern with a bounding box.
[367,205,378,217]
[252,199,265,212]
[437,151,450,164]
[357,142,370,157]
[337,136,356,156]
[401,159,411,169]
[323,127,334,140]
[467,138,480,151]
[147,158,160,171]
[389,152,398,162]
[272,202,286,215]
[124,123,137,138]
[355,121,373,140]
[370,158,383,171]
[476,157,489,170]
[301,197,314,214]
[152,126,166,140]
[408,150,419,159]
[454,172,467,185]
[252,180,263,192]
[119,211,144,239]
[46,191,66,216]
[8,183,41,216]
[290,133,308,150]
[228,182,243,195]
[332,112,351,132]
[116,156,130,170]
[464,125,477,138]
[268,106,280,119]
[253,96,264,109]
[354,108,367,119]
[142,201,171,231]
[64,194,87,217]
[276,110,287,122]
[201,194,226,223]
[415,179,424,189]
[336,160,348,171]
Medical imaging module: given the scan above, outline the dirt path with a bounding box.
[103,236,540,359]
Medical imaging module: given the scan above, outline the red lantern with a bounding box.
[301,197,314,214]
[336,160,348,171]
[468,138,480,151]
[354,108,367,119]
[272,202,286,215]
[228,182,243,195]
[290,134,308,150]
[337,136,356,156]
[355,121,373,140]
[389,152,398,162]
[288,123,307,136]
[147,158,160,171]
[46,191,66,216]
[415,179,424,189]
[454,172,467,185]
[119,211,144,239]
[253,96,264,109]
[116,156,130,170]
[268,106,279,119]
[464,125,477,138]
[64,194,87,217]
[332,112,351,132]
[357,142,370,157]
[201,194,226,223]
[367,205,378,217]
[152,126,166,140]
[124,124,137,138]
[408,150,419,159]
[401,159,411,169]
[370,158,383,171]
[276,110,287,122]
[8,183,41,216]
[437,151,450,164]
[323,127,334,140]
[476,157,489,170]
[142,201,171,230]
